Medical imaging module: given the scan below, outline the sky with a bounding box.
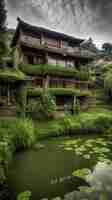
[6,0,112,48]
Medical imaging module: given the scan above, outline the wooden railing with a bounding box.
[31,76,89,90]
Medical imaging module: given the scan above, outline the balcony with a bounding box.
[29,76,90,93]
[20,35,93,59]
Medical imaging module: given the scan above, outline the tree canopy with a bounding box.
[0,0,7,65]
[80,37,98,53]
[0,0,7,32]
[102,43,112,54]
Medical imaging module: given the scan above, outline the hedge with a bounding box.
[19,64,90,80]
[27,88,92,97]
[0,68,26,81]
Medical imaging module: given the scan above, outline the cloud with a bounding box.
[6,0,112,46]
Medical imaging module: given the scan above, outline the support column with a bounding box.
[43,75,50,91]
[7,83,11,106]
[18,82,27,118]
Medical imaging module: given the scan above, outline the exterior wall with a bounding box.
[20,33,41,47]
[44,37,59,48]
[47,56,57,65]
[47,55,66,67]
[13,47,23,68]
[56,57,66,66]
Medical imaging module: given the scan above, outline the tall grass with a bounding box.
[35,111,112,138]
[0,118,35,185]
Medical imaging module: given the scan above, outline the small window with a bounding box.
[27,55,34,64]
[7,62,13,68]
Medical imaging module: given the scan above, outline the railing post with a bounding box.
[43,75,50,91]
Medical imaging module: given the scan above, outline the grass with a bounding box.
[0,118,35,185]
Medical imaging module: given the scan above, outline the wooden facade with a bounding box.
[12,18,93,68]
[11,18,93,113]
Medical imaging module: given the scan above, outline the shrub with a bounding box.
[104,72,112,99]
[13,119,35,149]
[27,92,57,120]
[17,191,31,200]
[20,64,90,81]
[0,118,35,153]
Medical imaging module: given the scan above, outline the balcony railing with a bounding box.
[31,76,89,90]
[20,35,94,58]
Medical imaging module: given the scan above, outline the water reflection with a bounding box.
[73,161,112,200]
[87,161,112,192]
[7,137,112,200]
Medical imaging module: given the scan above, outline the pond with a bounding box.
[7,134,112,200]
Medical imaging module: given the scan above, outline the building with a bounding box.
[10,18,94,115]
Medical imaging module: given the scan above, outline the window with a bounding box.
[36,56,44,64]
[67,60,74,68]
[27,55,34,64]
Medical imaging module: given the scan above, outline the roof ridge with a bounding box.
[17,17,84,43]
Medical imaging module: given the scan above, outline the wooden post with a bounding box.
[7,83,10,106]
[18,82,27,118]
[43,75,50,91]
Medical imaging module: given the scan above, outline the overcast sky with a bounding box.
[6,0,112,48]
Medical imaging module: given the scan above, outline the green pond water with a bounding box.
[7,135,112,200]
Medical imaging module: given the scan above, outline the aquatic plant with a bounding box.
[17,191,31,200]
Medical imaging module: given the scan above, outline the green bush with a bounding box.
[0,68,25,80]
[13,119,35,149]
[104,72,112,99]
[19,63,77,78]
[0,118,35,158]
[20,64,90,81]
[27,92,57,120]
[17,191,31,200]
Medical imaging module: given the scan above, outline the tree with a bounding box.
[0,0,7,66]
[0,0,6,32]
[80,37,98,53]
[102,43,112,54]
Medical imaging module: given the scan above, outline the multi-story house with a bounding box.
[10,17,93,114]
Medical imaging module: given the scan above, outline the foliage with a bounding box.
[75,70,90,81]
[20,64,90,80]
[102,43,112,54]
[27,88,92,98]
[49,88,78,96]
[17,191,31,200]
[0,0,7,32]
[34,111,112,140]
[0,0,7,64]
[27,92,57,120]
[104,72,112,99]
[0,118,36,187]
[0,118,35,156]
[72,168,91,179]
[81,37,98,53]
[0,68,26,80]
[20,63,77,77]
[27,88,43,97]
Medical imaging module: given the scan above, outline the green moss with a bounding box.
[27,87,91,97]
[0,68,26,81]
[27,88,43,97]
[49,88,78,96]
[19,64,89,80]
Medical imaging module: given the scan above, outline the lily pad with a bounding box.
[72,168,91,179]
